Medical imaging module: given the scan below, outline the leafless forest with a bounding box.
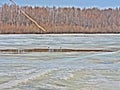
[0,4,120,34]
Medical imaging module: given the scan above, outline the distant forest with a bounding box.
[0,4,120,34]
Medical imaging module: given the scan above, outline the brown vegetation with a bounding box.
[0,48,113,53]
[0,4,120,34]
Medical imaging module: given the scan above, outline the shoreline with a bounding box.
[0,32,120,34]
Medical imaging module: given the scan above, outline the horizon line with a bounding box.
[0,3,120,9]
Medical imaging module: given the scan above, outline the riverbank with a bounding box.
[0,24,120,34]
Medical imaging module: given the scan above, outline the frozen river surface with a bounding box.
[0,34,120,90]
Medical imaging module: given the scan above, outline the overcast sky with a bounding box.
[0,0,120,8]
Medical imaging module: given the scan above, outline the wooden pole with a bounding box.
[9,0,47,32]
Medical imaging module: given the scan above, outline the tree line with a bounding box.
[0,4,120,34]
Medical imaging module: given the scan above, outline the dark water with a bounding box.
[0,34,120,90]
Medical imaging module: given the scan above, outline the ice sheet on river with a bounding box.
[0,34,120,90]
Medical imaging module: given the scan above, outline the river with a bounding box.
[0,34,120,90]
